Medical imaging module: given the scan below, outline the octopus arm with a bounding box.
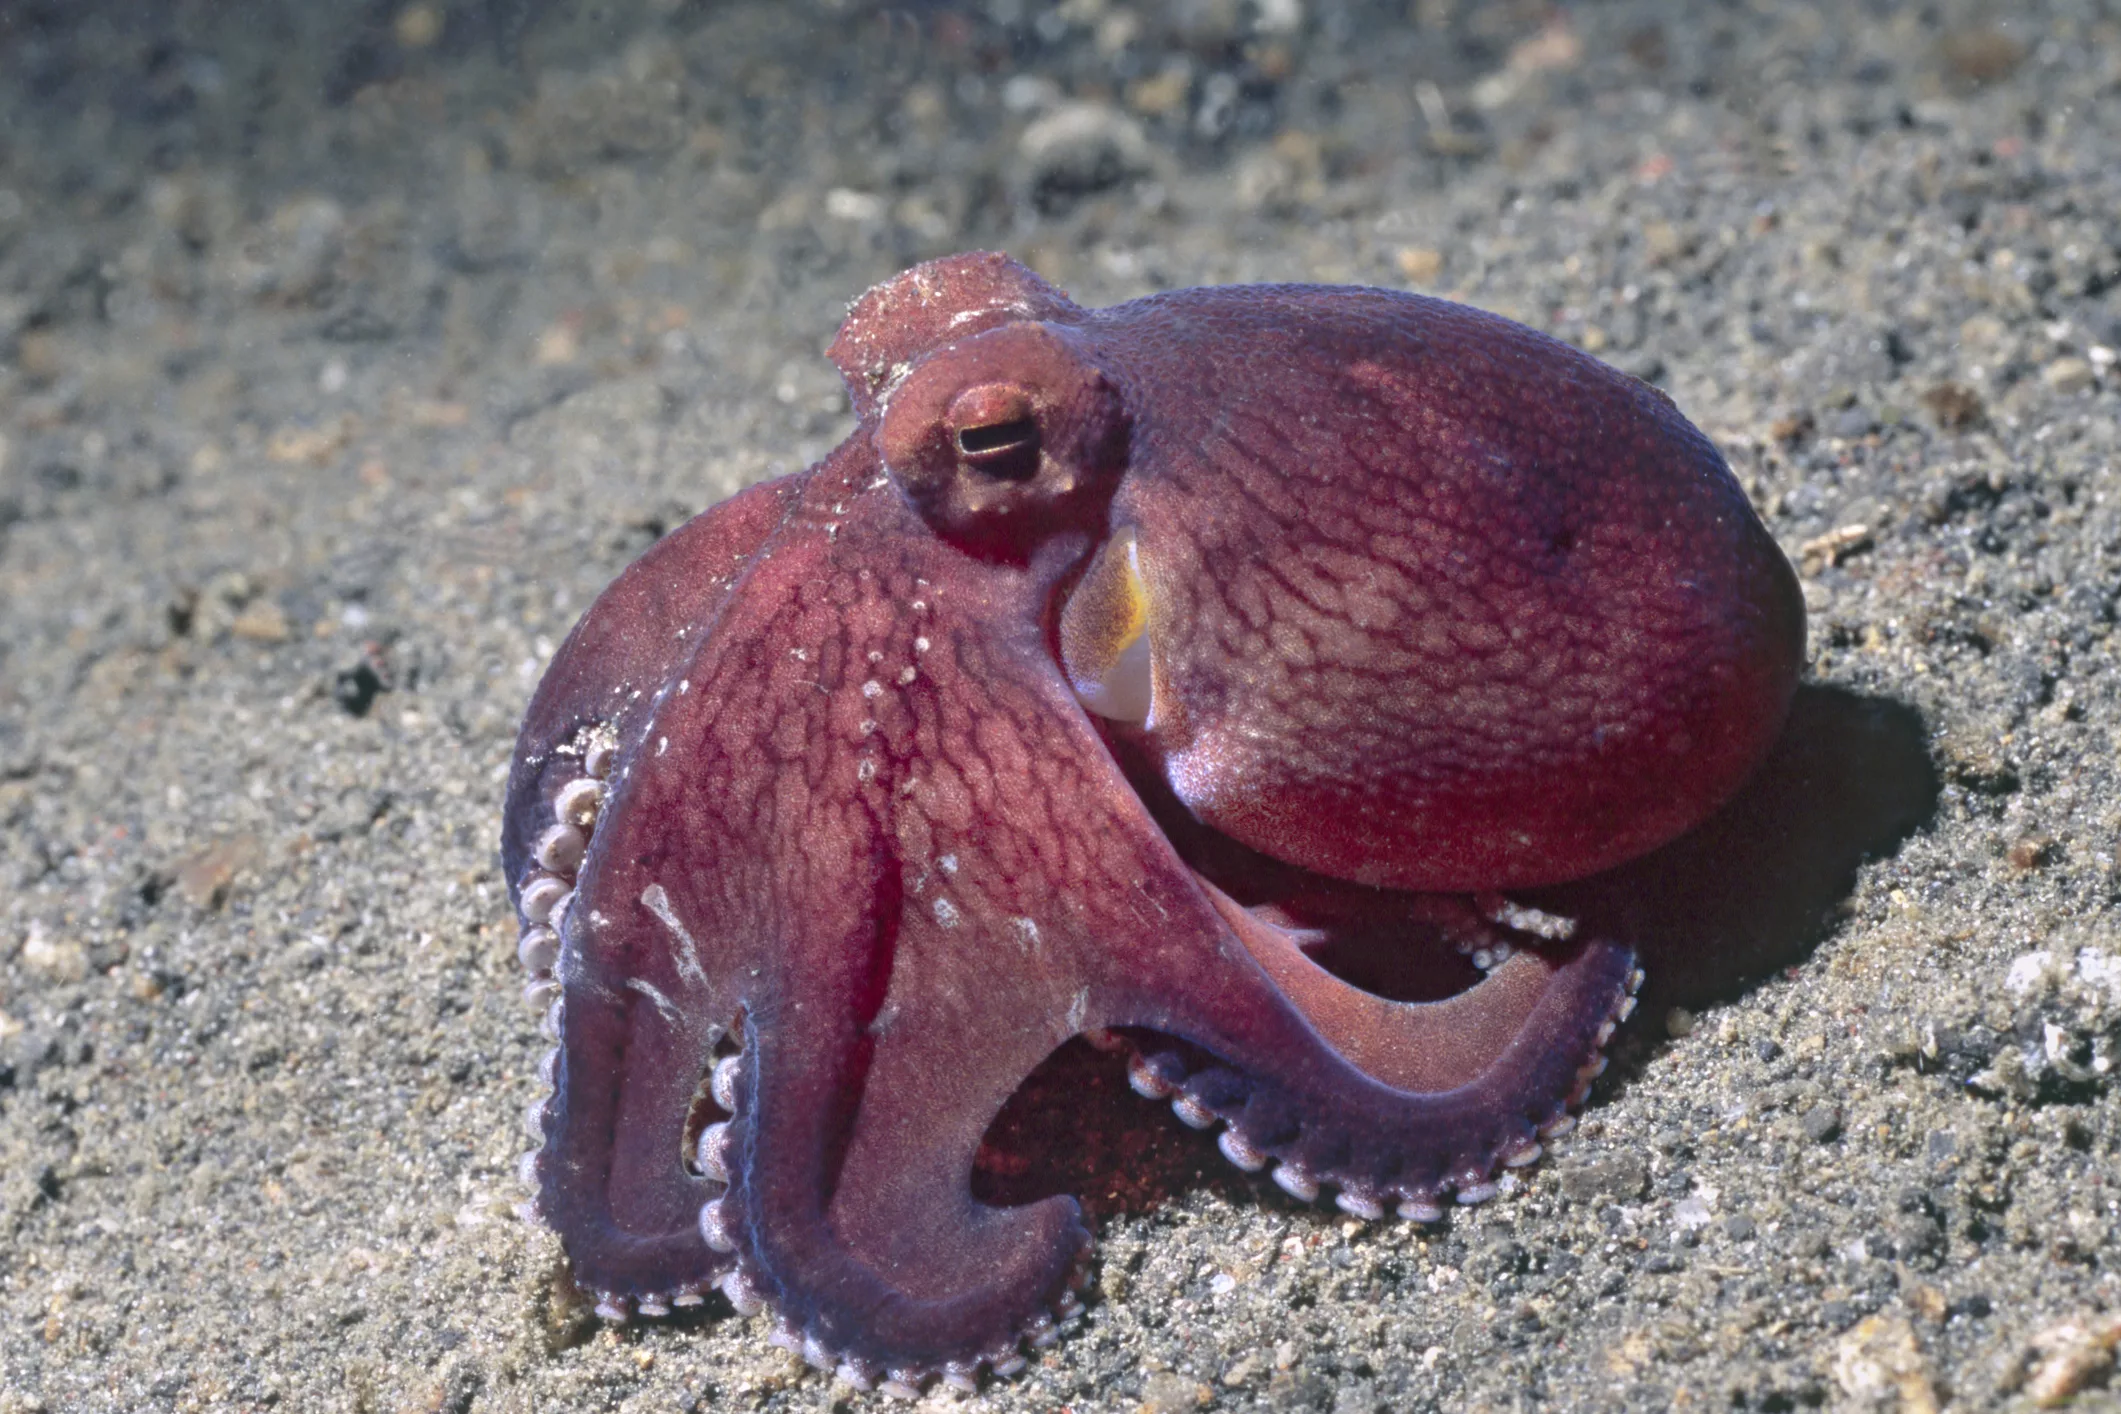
[1031,712,1640,1219]
[684,512,1635,1373]
[507,474,802,1311]
[500,474,800,900]
[715,905,1094,1382]
[1146,886,1638,1214]
[534,938,738,1306]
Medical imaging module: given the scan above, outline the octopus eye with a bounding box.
[877,322,1129,556]
[946,384,1042,481]
[1060,527,1155,724]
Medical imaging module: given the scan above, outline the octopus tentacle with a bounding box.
[512,751,607,1260]
[1036,726,1647,1227]
[502,480,795,1313]
[508,449,1108,1385]
[500,475,798,898]
[706,959,1094,1393]
[523,835,739,1312]
[1122,933,1641,1219]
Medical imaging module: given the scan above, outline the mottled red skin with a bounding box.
[500,253,1803,1387]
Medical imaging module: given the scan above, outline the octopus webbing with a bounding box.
[499,252,1805,1395]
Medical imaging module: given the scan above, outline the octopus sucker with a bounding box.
[719,1267,765,1316]
[519,875,567,923]
[1273,1164,1322,1203]
[553,776,604,829]
[698,1197,737,1253]
[1171,1091,1217,1130]
[1503,1140,1545,1169]
[708,1054,741,1113]
[1127,1050,1185,1100]
[515,925,559,974]
[1335,1187,1387,1222]
[695,1121,735,1183]
[1217,1128,1267,1172]
[500,252,1804,1388]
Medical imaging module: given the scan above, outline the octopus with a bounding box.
[500,252,1805,1396]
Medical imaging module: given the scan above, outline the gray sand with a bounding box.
[2,2,2118,1409]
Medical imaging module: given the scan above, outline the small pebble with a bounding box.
[230,601,291,643]
[1832,1315,1939,1411]
[2043,357,2095,395]
[1395,247,1444,283]
[333,662,387,717]
[1830,405,1875,439]
[1921,381,1984,429]
[1802,1104,1843,1143]
[20,923,89,983]
[2026,1313,2121,1408]
[2006,834,2054,871]
[1137,1370,1209,1414]
[1941,27,2025,84]
[394,4,442,49]
[1016,103,1151,210]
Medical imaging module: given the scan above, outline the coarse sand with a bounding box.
[1,2,2118,1410]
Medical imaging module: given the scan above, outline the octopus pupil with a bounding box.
[955,417,1041,477]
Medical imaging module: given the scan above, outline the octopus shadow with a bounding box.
[974,684,1939,1219]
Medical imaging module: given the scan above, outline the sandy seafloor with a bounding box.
[1,1,2119,1410]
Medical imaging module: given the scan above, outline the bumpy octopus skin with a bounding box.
[500,252,1804,1394]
